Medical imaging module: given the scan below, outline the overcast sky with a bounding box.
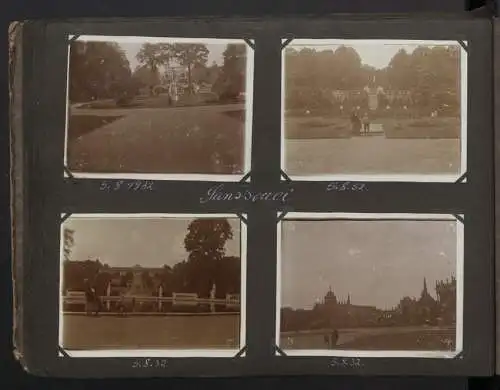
[64,217,241,268]
[289,43,427,69]
[281,220,457,310]
[119,42,227,71]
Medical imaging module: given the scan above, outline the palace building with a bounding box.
[317,286,382,328]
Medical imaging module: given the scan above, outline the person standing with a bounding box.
[362,112,370,135]
[351,110,361,136]
[332,329,339,346]
[118,294,127,316]
[84,279,99,316]
[84,279,93,316]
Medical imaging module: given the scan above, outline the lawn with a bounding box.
[67,105,246,175]
[338,331,456,351]
[280,327,456,351]
[67,115,123,140]
[285,116,352,139]
[62,314,240,350]
[381,117,460,139]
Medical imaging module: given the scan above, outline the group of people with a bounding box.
[350,110,371,136]
[84,279,131,316]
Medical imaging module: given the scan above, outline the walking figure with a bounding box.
[332,329,339,346]
[362,113,370,135]
[350,110,362,136]
[323,329,339,349]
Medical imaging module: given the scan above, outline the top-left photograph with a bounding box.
[65,35,254,179]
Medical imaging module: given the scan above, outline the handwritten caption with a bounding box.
[200,184,293,204]
[326,182,368,192]
[131,358,168,369]
[99,180,154,192]
[329,357,363,369]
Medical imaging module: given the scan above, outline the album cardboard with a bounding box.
[10,14,494,377]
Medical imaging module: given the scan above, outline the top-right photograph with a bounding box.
[282,39,467,181]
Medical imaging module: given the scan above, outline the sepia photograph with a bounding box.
[277,213,462,357]
[59,214,246,357]
[282,39,466,181]
[65,36,253,179]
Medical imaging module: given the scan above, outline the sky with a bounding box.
[64,216,241,268]
[280,220,457,310]
[289,43,423,69]
[119,42,227,71]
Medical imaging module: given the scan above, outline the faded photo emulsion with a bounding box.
[65,36,253,179]
[277,214,462,358]
[282,40,466,181]
[59,214,246,357]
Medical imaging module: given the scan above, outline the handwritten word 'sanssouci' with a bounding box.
[200,184,293,204]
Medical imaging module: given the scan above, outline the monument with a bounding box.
[126,265,151,297]
[364,76,385,111]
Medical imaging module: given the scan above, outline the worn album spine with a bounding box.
[9,21,27,372]
[495,16,500,376]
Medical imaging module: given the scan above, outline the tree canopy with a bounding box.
[62,218,239,299]
[285,44,461,112]
[212,44,246,99]
[170,44,209,93]
[136,43,172,73]
[63,228,75,262]
[69,41,133,102]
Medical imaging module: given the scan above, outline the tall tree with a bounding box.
[171,44,209,94]
[184,218,233,262]
[213,44,246,99]
[386,48,413,90]
[136,43,173,94]
[69,41,132,102]
[332,45,363,89]
[63,228,75,262]
[183,218,233,294]
[136,43,172,74]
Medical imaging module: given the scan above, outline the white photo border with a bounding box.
[58,212,248,358]
[275,212,464,358]
[280,39,468,183]
[63,35,254,182]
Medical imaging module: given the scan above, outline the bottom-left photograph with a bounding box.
[59,213,245,357]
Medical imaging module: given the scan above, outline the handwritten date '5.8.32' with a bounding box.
[326,182,368,192]
[131,358,168,369]
[329,357,363,368]
[100,180,154,192]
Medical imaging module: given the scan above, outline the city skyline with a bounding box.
[63,217,241,268]
[280,219,458,310]
[283,274,456,312]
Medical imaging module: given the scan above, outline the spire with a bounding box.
[347,293,351,305]
[423,277,428,294]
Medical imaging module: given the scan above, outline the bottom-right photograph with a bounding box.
[277,213,463,357]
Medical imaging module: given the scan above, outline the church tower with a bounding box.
[421,277,429,298]
[419,277,436,306]
[324,286,338,306]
